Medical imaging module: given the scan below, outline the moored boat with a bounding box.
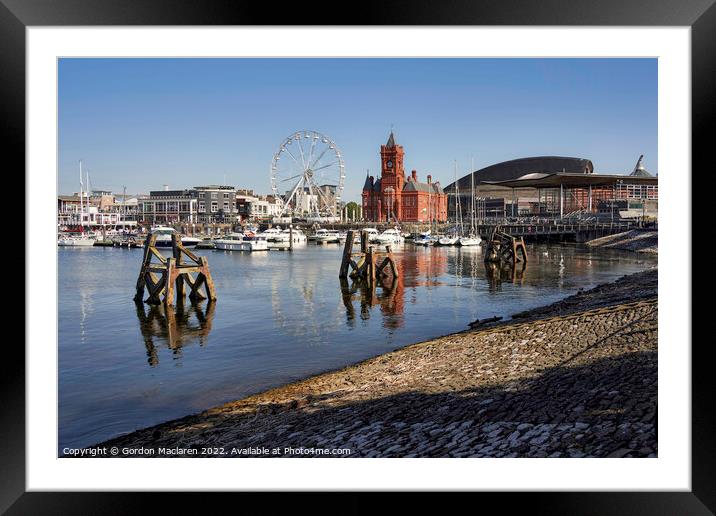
[457,235,482,247]
[414,234,436,246]
[373,228,404,245]
[58,232,97,247]
[150,226,201,248]
[214,233,268,251]
[436,235,459,246]
[195,238,216,249]
[314,229,341,244]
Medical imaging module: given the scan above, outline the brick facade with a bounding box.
[362,133,447,223]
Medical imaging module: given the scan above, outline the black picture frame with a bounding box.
[5,0,709,512]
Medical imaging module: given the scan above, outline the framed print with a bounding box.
[5,0,711,512]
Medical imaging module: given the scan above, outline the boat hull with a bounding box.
[457,237,482,246]
[154,237,200,248]
[58,238,95,247]
[214,240,268,251]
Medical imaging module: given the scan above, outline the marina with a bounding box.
[58,241,655,452]
[50,57,667,467]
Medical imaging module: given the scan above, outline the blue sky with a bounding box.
[58,58,657,201]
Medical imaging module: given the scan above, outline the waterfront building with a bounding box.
[140,189,199,225]
[362,132,448,223]
[194,185,239,223]
[444,155,658,221]
[283,187,319,218]
[140,185,239,225]
[236,190,285,221]
[58,193,138,230]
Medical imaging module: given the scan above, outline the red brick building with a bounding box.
[362,132,448,223]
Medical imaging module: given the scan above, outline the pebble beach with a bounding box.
[93,267,658,458]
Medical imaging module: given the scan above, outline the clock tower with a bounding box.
[362,131,448,223]
[379,131,405,221]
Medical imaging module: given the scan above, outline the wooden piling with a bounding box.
[484,226,528,266]
[339,230,354,278]
[134,231,217,306]
[340,230,397,285]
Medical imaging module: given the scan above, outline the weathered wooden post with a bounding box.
[367,246,376,284]
[164,257,176,307]
[172,234,185,302]
[339,230,354,279]
[134,233,157,302]
[340,229,398,285]
[383,245,399,278]
[134,231,217,306]
[200,256,217,301]
[289,224,294,251]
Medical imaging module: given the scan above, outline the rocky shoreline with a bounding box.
[585,229,658,254]
[91,268,658,458]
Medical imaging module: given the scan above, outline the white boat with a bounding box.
[314,229,341,244]
[266,228,306,249]
[259,227,286,242]
[414,234,436,246]
[58,232,96,246]
[458,236,482,247]
[361,228,380,241]
[214,232,268,251]
[373,228,404,245]
[281,227,307,244]
[150,226,201,248]
[437,235,459,246]
[458,159,482,248]
[59,161,96,247]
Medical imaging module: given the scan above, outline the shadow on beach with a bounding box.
[97,347,657,458]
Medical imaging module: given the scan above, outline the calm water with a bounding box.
[58,243,656,452]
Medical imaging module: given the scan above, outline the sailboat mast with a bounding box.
[79,160,83,230]
[471,156,475,235]
[454,160,462,235]
[86,168,90,232]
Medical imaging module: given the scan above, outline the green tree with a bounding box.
[345,201,360,220]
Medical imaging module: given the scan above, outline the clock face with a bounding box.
[386,160,393,168]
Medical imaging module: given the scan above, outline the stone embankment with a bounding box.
[95,270,658,458]
[585,229,657,254]
[512,267,657,321]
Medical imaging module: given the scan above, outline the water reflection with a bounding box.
[59,244,656,451]
[484,261,527,292]
[135,301,216,366]
[339,274,404,329]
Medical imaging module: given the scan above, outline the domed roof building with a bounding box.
[444,156,594,194]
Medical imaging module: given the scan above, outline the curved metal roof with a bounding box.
[444,156,594,192]
[484,172,658,189]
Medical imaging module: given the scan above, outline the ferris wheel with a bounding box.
[271,130,345,219]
